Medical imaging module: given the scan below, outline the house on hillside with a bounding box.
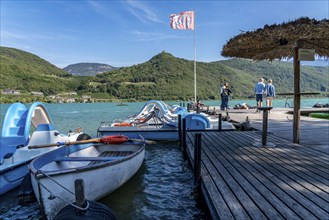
[31,92,44,97]
[59,92,78,95]
[65,98,76,103]
[2,89,20,95]
[81,95,92,103]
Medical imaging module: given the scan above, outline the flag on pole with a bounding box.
[169,11,195,30]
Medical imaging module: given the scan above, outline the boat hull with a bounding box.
[98,119,235,141]
[30,141,145,220]
[0,131,83,196]
[0,160,30,195]
[98,125,178,141]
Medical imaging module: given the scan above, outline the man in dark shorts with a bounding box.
[254,78,266,112]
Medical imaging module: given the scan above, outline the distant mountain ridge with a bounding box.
[63,63,118,76]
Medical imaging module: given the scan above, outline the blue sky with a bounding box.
[1,0,328,68]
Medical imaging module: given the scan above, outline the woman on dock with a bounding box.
[265,79,275,107]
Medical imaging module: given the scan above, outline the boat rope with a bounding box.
[35,170,90,211]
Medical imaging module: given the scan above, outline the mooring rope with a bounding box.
[35,170,90,211]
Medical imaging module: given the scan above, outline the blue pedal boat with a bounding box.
[0,102,86,195]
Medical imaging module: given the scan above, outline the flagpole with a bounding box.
[193,10,197,103]
[169,10,196,102]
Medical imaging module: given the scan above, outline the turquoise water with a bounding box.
[200,97,329,110]
[0,101,209,219]
[0,97,328,219]
[1,98,328,136]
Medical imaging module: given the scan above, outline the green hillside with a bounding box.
[0,47,328,103]
[92,51,328,100]
[0,46,81,95]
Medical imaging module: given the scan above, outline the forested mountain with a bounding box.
[0,46,84,96]
[63,63,117,76]
[92,51,328,100]
[0,47,328,102]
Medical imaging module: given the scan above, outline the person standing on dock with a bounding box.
[265,79,275,107]
[254,78,266,112]
[220,83,232,111]
[220,83,225,110]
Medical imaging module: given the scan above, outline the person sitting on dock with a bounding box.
[196,99,206,110]
[254,78,266,113]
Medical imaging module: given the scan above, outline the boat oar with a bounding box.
[129,138,156,145]
[28,135,155,149]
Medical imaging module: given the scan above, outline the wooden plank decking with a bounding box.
[185,131,329,220]
[216,108,329,149]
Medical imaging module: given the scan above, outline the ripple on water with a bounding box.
[0,190,40,220]
[101,142,208,220]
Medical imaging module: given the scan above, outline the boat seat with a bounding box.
[89,151,133,165]
[55,156,126,162]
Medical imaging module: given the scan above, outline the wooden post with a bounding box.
[75,179,86,209]
[178,114,182,145]
[262,110,269,146]
[182,118,187,154]
[255,107,272,146]
[194,133,202,188]
[218,113,222,131]
[293,42,301,144]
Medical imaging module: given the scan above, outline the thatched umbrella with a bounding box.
[221,17,329,143]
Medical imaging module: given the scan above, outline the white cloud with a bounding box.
[125,1,165,24]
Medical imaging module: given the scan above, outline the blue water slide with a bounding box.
[134,100,168,119]
[182,113,211,130]
[23,102,53,141]
[2,103,27,137]
[0,102,53,162]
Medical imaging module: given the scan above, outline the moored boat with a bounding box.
[0,102,85,195]
[29,135,145,220]
[116,102,128,106]
[98,100,235,141]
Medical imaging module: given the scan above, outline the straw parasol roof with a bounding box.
[221,17,329,144]
[221,17,329,60]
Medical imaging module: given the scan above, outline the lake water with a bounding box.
[0,97,328,219]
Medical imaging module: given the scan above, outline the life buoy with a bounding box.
[100,135,129,144]
[113,122,132,127]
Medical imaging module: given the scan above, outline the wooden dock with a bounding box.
[214,107,329,149]
[185,131,329,219]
